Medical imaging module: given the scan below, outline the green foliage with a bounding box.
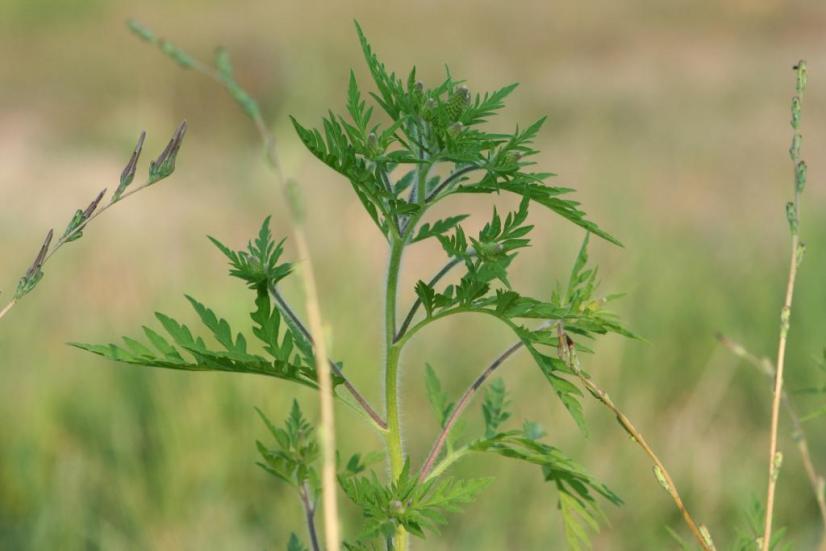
[83,18,640,551]
[471,382,620,549]
[209,217,293,291]
[420,379,621,549]
[256,401,320,492]
[339,461,491,541]
[481,379,510,437]
[730,499,791,551]
[71,220,329,390]
[70,292,318,385]
[287,533,309,551]
[424,364,453,428]
[409,224,631,431]
[292,21,619,245]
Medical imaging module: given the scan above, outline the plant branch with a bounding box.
[299,482,321,551]
[1,124,185,323]
[395,257,463,342]
[718,334,826,541]
[418,321,554,482]
[762,60,807,551]
[424,165,481,203]
[558,327,715,551]
[271,285,387,430]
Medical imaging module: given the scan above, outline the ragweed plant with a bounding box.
[70,20,727,551]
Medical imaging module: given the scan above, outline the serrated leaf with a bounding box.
[482,379,511,437]
[425,364,453,428]
[414,281,436,318]
[70,294,318,388]
[287,533,309,551]
[411,215,469,243]
[208,217,293,291]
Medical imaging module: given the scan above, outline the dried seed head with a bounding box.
[82,188,107,219]
[414,80,424,94]
[16,229,54,299]
[115,130,146,201]
[26,229,53,280]
[149,120,188,185]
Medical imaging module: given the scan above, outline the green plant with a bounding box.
[68,20,732,551]
[16,18,818,551]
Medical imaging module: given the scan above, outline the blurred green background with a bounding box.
[2,0,826,549]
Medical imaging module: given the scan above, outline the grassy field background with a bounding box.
[2,1,826,549]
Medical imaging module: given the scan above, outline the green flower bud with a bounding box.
[445,85,470,121]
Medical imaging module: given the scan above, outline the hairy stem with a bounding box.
[299,482,321,551]
[384,239,407,551]
[718,335,826,545]
[271,286,388,430]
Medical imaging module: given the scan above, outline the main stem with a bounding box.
[384,238,407,550]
